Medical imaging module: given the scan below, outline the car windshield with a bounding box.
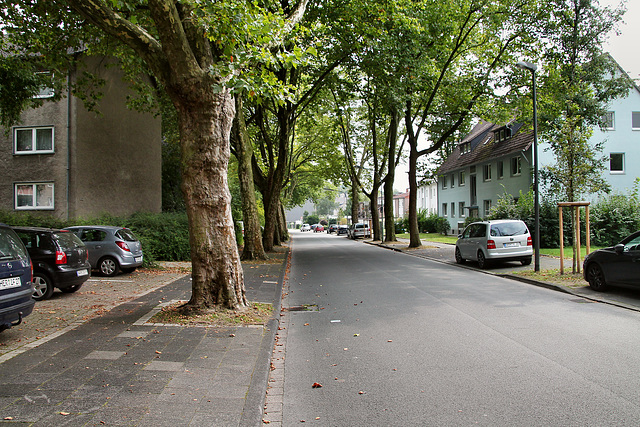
[490,222,528,237]
[0,229,28,261]
[54,232,85,250]
[116,229,138,242]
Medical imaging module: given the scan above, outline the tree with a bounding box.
[1,0,309,310]
[533,0,630,202]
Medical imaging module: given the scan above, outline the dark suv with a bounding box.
[0,224,35,331]
[12,227,91,301]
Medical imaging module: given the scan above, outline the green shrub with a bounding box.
[0,210,191,265]
[590,192,640,246]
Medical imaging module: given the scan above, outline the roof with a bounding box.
[438,121,534,174]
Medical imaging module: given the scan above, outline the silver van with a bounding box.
[455,220,532,268]
[349,223,371,239]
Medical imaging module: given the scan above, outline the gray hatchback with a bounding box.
[64,226,143,277]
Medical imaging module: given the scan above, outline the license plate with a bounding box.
[0,276,22,290]
[77,269,89,277]
[504,242,519,248]
[135,257,142,263]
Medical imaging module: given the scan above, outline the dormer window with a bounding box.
[494,127,512,142]
[460,142,471,155]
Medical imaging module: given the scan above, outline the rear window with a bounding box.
[0,228,29,261]
[490,222,528,237]
[54,231,85,250]
[116,228,138,242]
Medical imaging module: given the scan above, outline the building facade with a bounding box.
[0,56,161,219]
[437,121,534,235]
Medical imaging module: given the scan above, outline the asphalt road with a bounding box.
[278,232,640,426]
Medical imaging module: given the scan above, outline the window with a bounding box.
[459,171,465,186]
[483,164,492,182]
[451,202,455,217]
[442,203,448,216]
[442,175,448,189]
[511,156,522,176]
[633,112,640,130]
[14,127,54,154]
[459,202,466,217]
[602,111,615,130]
[460,142,471,154]
[34,71,55,99]
[497,161,504,179]
[15,183,54,210]
[469,166,476,174]
[483,199,492,217]
[610,153,625,173]
[450,174,455,188]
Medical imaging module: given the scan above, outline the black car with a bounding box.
[337,225,349,236]
[583,230,640,291]
[0,224,35,332]
[328,224,339,234]
[12,227,91,301]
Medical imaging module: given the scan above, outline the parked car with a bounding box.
[455,220,532,269]
[337,225,349,236]
[314,224,325,232]
[301,224,311,232]
[12,227,90,301]
[328,224,339,234]
[349,223,371,239]
[64,226,143,277]
[0,224,35,331]
[583,230,640,291]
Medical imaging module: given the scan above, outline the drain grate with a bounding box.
[285,304,319,312]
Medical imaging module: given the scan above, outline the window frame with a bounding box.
[442,203,448,217]
[609,152,625,174]
[14,182,55,210]
[442,175,448,189]
[632,112,640,131]
[459,171,466,186]
[511,156,522,176]
[483,199,492,217]
[602,111,615,131]
[483,164,492,182]
[459,202,466,218]
[13,126,55,155]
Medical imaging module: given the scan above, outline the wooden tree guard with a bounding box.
[557,202,590,275]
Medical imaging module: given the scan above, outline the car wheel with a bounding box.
[61,284,83,293]
[586,263,608,291]
[477,250,488,269]
[32,273,54,301]
[455,247,465,264]
[520,257,532,266]
[99,257,120,277]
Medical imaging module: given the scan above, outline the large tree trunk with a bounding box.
[232,95,266,261]
[384,109,399,242]
[406,104,421,248]
[350,181,359,226]
[176,87,247,310]
[369,186,381,240]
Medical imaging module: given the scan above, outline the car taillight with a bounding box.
[30,260,34,284]
[116,241,131,252]
[56,250,67,265]
[487,240,496,250]
[527,236,532,246]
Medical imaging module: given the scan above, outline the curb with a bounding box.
[240,246,290,427]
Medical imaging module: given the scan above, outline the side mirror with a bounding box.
[457,234,463,239]
[614,243,625,254]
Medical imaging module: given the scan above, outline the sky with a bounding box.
[393,0,639,192]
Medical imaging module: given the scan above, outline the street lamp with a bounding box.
[517,61,540,272]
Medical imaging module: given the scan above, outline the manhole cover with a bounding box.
[285,304,319,312]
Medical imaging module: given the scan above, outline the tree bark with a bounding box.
[406,102,422,248]
[384,108,399,242]
[175,87,247,310]
[232,94,266,261]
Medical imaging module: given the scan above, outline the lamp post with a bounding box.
[517,61,540,272]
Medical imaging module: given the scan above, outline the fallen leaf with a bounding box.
[312,382,323,388]
[358,391,365,395]
[155,351,162,354]
[60,412,70,416]
[354,333,359,337]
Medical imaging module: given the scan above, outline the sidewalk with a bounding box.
[0,250,287,426]
[368,237,640,313]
